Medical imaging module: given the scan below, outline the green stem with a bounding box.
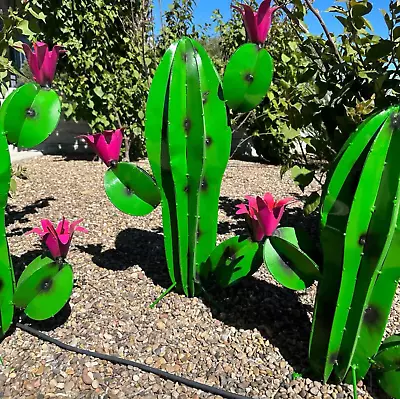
[351,365,358,399]
[150,282,177,308]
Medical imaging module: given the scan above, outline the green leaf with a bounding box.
[17,20,34,36]
[94,86,104,98]
[291,166,315,192]
[304,191,321,215]
[351,2,372,17]
[9,178,17,196]
[366,40,395,60]
[394,26,400,40]
[282,125,300,141]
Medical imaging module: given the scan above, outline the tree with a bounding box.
[30,0,157,159]
[0,0,43,95]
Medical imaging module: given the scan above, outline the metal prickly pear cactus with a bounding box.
[0,42,79,339]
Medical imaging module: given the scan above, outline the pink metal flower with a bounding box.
[236,193,293,241]
[22,41,65,87]
[26,218,88,259]
[78,129,124,167]
[232,0,280,44]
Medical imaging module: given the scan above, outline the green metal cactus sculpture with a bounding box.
[260,107,400,398]
[85,0,280,301]
[145,38,232,297]
[0,42,80,339]
[84,35,274,300]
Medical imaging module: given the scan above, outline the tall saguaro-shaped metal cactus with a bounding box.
[145,38,231,297]
[262,107,400,398]
[310,107,400,394]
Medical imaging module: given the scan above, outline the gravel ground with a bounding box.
[0,155,397,399]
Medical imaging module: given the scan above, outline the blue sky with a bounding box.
[153,0,390,38]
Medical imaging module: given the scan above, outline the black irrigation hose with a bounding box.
[16,323,251,399]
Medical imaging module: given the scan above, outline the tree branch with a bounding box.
[303,0,342,63]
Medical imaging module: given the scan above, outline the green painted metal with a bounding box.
[376,369,400,399]
[104,162,160,216]
[264,227,320,291]
[374,335,400,399]
[0,83,61,148]
[0,81,64,337]
[14,256,58,308]
[97,37,272,299]
[309,110,391,366]
[145,37,232,297]
[191,40,231,277]
[201,235,262,288]
[325,115,394,382]
[144,41,178,290]
[320,108,393,228]
[0,129,14,338]
[337,116,400,381]
[14,258,74,321]
[307,107,400,386]
[223,43,273,113]
[373,335,400,372]
[346,223,400,381]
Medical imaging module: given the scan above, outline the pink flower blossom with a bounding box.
[22,42,65,87]
[236,193,293,241]
[232,0,280,44]
[26,218,88,259]
[78,129,124,167]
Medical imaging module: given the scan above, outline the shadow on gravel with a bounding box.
[202,277,314,376]
[77,228,171,289]
[20,302,72,332]
[6,196,55,227]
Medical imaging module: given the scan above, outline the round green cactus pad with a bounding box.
[376,369,400,399]
[13,256,73,321]
[373,335,400,372]
[0,82,61,148]
[223,43,273,113]
[264,227,320,291]
[374,336,400,399]
[104,161,161,216]
[201,235,263,288]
